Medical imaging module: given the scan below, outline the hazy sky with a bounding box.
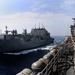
[0,0,74,36]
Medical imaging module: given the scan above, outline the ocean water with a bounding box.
[0,36,65,75]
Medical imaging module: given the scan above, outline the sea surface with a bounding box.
[0,36,65,75]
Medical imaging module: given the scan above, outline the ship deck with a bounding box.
[66,43,75,75]
[66,59,75,75]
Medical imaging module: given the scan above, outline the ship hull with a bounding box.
[0,38,54,53]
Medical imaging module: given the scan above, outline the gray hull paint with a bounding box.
[0,38,53,52]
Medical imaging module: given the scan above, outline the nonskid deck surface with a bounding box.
[66,58,75,75]
[66,43,75,75]
[66,60,75,75]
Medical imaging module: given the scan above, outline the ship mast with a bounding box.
[42,23,45,29]
[5,26,8,35]
[72,18,75,26]
[39,23,40,29]
[35,24,36,29]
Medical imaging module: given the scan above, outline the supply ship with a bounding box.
[0,26,54,53]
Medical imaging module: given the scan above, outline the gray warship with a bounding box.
[0,26,54,53]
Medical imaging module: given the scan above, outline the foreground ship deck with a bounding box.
[66,67,75,75]
[66,42,75,75]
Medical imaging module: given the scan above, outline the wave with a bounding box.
[3,45,55,55]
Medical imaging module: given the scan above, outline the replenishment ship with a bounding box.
[0,26,54,53]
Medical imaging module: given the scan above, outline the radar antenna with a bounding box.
[72,18,75,25]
